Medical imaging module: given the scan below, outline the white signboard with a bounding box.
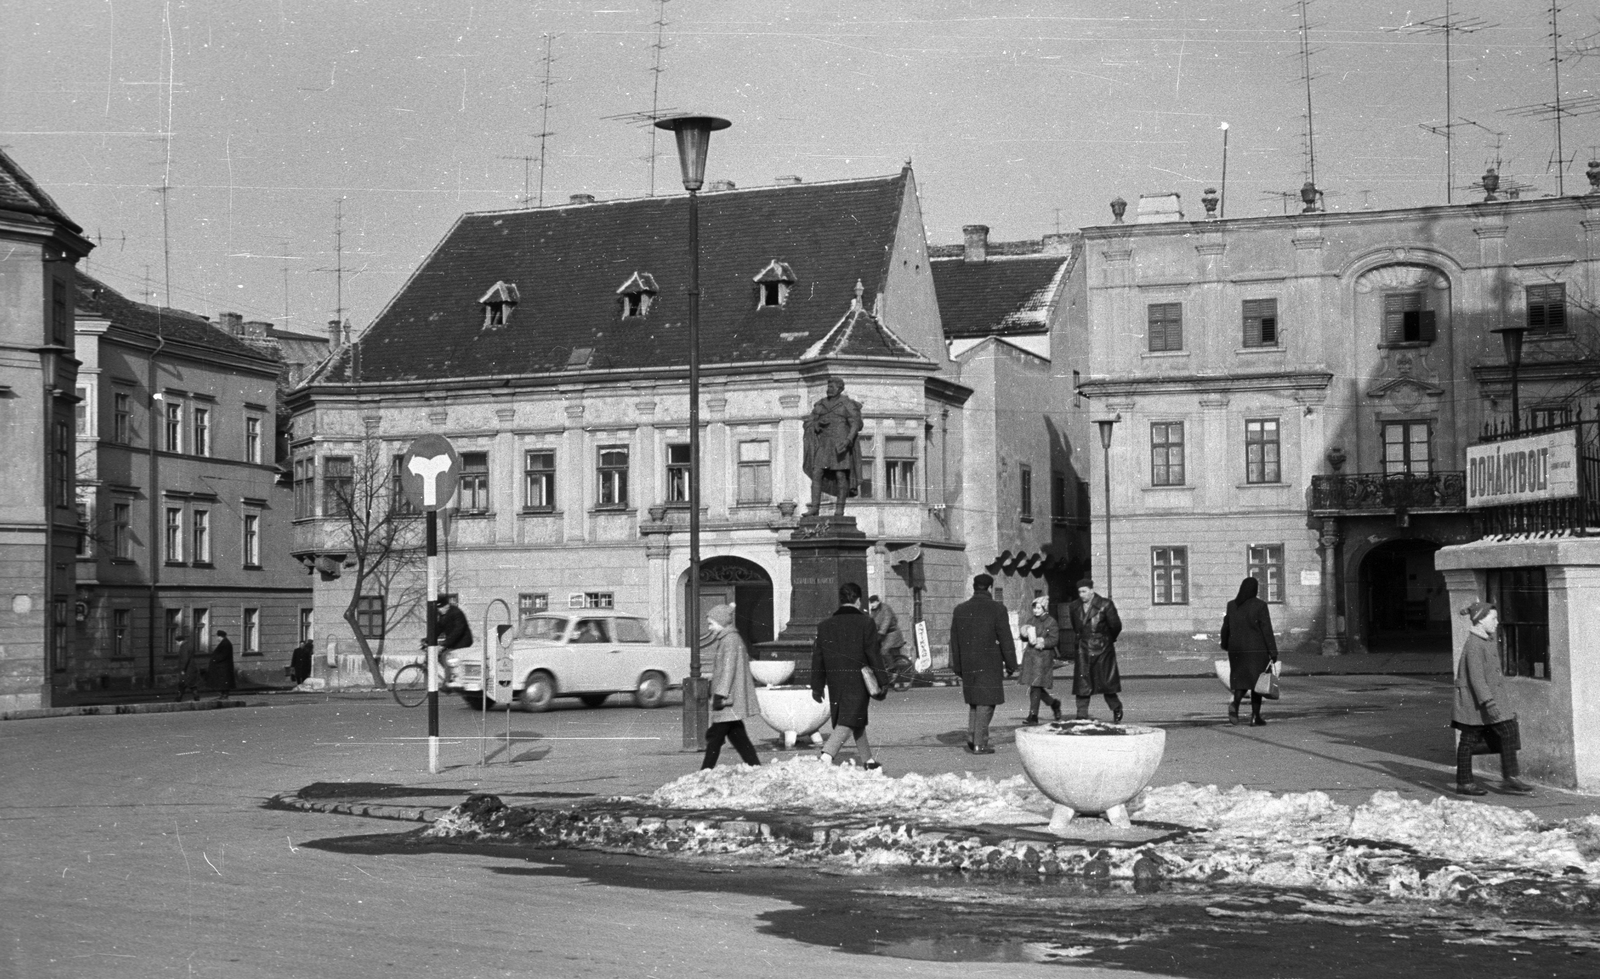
[912,620,932,673]
[1466,429,1581,507]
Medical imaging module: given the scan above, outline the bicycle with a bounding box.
[391,662,428,707]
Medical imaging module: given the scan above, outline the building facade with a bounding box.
[72,276,313,690]
[0,149,92,710]
[1076,187,1600,657]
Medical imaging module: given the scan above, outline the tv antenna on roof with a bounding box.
[1501,3,1600,196]
[1293,0,1324,193]
[503,35,558,207]
[600,0,680,196]
[1389,2,1497,204]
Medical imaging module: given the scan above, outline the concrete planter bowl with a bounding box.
[1015,722,1167,831]
[753,686,830,749]
[748,660,796,687]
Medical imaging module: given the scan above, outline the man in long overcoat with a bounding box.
[948,573,1017,754]
[1067,578,1123,722]
[209,630,236,700]
[811,582,889,768]
[868,594,911,690]
[174,629,202,702]
[802,377,863,517]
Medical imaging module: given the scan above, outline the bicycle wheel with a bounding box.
[390,663,428,708]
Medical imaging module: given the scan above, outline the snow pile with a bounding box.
[649,756,1051,825]
[1134,783,1352,839]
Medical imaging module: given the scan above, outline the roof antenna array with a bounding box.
[602,1,683,196]
[1294,0,1323,208]
[1389,2,1497,204]
[1503,3,1600,196]
[500,35,557,207]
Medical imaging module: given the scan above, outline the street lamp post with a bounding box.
[656,113,731,751]
[1095,416,1119,600]
[1491,325,1526,434]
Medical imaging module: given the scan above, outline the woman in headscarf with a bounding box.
[700,603,761,770]
[1018,595,1062,725]
[1220,576,1277,726]
[1452,601,1533,796]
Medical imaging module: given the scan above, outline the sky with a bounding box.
[2,0,1595,339]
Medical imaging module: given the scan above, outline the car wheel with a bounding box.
[634,671,667,709]
[520,671,555,712]
[579,694,609,709]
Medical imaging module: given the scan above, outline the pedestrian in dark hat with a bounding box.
[209,630,235,700]
[701,603,761,770]
[948,573,1017,754]
[1067,578,1123,722]
[174,629,202,702]
[1221,576,1278,726]
[1452,601,1534,797]
[811,583,889,769]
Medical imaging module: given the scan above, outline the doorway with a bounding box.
[683,557,774,652]
[1359,540,1450,652]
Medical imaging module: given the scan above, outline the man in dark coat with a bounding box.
[948,573,1017,754]
[811,582,889,769]
[209,630,235,700]
[1067,578,1123,722]
[290,638,314,686]
[174,629,202,702]
[428,596,474,672]
[868,594,911,691]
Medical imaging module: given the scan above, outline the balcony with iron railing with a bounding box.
[1309,470,1467,517]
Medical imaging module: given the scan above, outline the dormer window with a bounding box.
[617,272,658,319]
[478,281,520,328]
[753,260,797,309]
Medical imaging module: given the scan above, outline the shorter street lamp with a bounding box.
[1491,324,1526,434]
[1094,415,1120,600]
[655,113,731,751]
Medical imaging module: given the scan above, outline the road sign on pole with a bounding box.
[401,435,462,512]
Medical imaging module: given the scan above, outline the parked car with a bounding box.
[441,610,689,711]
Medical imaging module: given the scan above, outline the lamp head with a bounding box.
[653,114,732,192]
[1491,324,1526,367]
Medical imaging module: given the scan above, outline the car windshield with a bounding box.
[572,620,609,643]
[519,615,568,641]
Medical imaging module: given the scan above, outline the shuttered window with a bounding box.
[1381,291,1435,345]
[1526,283,1566,335]
[1243,298,1278,347]
[1147,302,1183,352]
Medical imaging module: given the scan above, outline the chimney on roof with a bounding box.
[963,225,990,263]
[1041,233,1074,256]
[1135,193,1184,223]
[328,319,343,348]
[707,179,737,193]
[219,312,244,335]
[773,175,802,185]
[569,193,597,205]
[244,320,272,338]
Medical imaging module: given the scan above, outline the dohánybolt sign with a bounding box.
[1465,428,1579,507]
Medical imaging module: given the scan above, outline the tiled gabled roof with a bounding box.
[931,247,1077,338]
[75,274,266,360]
[323,171,927,384]
[0,148,82,233]
[803,292,923,362]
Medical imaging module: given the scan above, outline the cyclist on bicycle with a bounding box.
[426,595,474,666]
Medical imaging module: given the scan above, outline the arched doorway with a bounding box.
[682,557,774,652]
[1358,539,1450,652]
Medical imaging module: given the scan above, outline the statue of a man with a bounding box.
[803,377,863,517]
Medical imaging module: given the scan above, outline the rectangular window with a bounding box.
[1151,422,1186,486]
[242,513,260,567]
[76,498,92,557]
[113,609,131,659]
[1151,547,1189,605]
[165,507,184,563]
[245,416,262,463]
[1247,545,1285,603]
[1381,291,1436,345]
[113,502,132,559]
[52,279,68,345]
[459,452,490,513]
[51,598,68,671]
[583,591,614,609]
[1147,302,1183,352]
[299,608,313,643]
[75,386,90,436]
[54,420,71,506]
[885,437,917,500]
[192,509,210,563]
[193,607,209,645]
[737,440,772,504]
[523,450,556,511]
[1382,422,1431,475]
[293,459,314,518]
[1526,283,1566,335]
[113,392,131,444]
[242,608,260,654]
[323,456,353,516]
[356,596,385,639]
[1245,419,1281,484]
[165,401,183,453]
[192,406,210,457]
[388,454,417,516]
[518,592,550,627]
[856,437,876,500]
[665,444,690,504]
[1487,568,1550,680]
[1243,298,1279,347]
[1019,463,1033,519]
[597,446,629,508]
[164,608,182,658]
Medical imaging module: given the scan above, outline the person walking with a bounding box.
[811,582,889,769]
[700,604,762,770]
[174,629,202,702]
[1019,595,1063,725]
[1452,601,1535,797]
[290,638,314,686]
[209,630,236,700]
[948,574,1018,754]
[1220,576,1278,726]
[868,594,912,691]
[1067,578,1123,722]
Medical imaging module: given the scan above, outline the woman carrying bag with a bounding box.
[700,604,762,770]
[1452,601,1534,797]
[1219,577,1278,726]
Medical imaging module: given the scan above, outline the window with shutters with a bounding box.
[1243,298,1279,347]
[1147,302,1183,352]
[1380,291,1435,346]
[1526,283,1566,336]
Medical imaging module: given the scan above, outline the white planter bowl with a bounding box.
[1015,723,1167,830]
[754,685,830,748]
[749,660,796,687]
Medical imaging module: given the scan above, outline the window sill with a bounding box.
[164,561,187,568]
[519,508,562,517]
[1142,484,1194,493]
[1235,481,1288,489]
[192,561,214,569]
[1377,341,1434,349]
[454,510,493,519]
[590,507,637,516]
[1141,350,1189,360]
[1235,345,1283,355]
[1150,602,1191,607]
[1019,515,1035,524]
[110,557,136,565]
[243,564,262,571]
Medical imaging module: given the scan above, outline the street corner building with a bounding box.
[287,168,1087,684]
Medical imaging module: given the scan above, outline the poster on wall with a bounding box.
[913,620,932,672]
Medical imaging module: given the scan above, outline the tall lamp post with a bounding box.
[1094,415,1119,600]
[656,113,731,751]
[1491,324,1526,434]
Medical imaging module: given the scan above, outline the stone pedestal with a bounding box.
[754,515,872,684]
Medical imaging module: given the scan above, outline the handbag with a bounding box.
[1254,668,1280,700]
[1470,717,1520,755]
[861,666,883,698]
